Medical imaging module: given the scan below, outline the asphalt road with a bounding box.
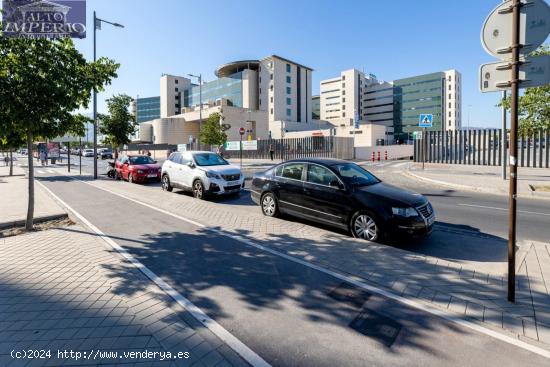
[363,161,550,244]
[28,166,550,367]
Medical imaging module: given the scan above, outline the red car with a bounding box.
[115,155,161,183]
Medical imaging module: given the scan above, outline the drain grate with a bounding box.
[349,310,402,347]
[327,282,371,309]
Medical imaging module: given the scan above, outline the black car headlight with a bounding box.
[392,207,419,218]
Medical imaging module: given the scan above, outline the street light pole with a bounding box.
[188,74,203,150]
[502,91,507,180]
[92,11,124,179]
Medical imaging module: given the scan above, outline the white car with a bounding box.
[161,151,245,199]
[82,149,95,157]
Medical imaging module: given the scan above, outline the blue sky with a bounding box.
[72,0,549,128]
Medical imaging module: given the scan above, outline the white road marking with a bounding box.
[36,170,45,174]
[459,203,550,217]
[43,172,550,359]
[35,179,271,367]
[47,169,56,174]
[392,162,410,168]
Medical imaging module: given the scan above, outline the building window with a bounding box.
[270,108,273,115]
[342,98,345,103]
[286,63,291,72]
[286,108,291,116]
[342,112,346,117]
[175,79,179,84]
[449,93,451,99]
[270,96,273,103]
[449,111,451,117]
[287,86,291,94]
[270,85,273,91]
[449,102,451,108]
[342,75,346,80]
[342,105,346,110]
[448,85,451,91]
[175,87,178,92]
[342,83,345,88]
[448,76,451,81]
[259,88,261,95]
[286,76,291,83]
[270,74,273,80]
[449,120,451,126]
[286,97,291,105]
[342,90,346,95]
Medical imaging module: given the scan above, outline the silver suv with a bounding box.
[161,151,245,199]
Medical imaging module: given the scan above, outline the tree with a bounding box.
[499,45,550,136]
[0,120,25,176]
[200,113,227,148]
[0,37,119,230]
[98,94,136,158]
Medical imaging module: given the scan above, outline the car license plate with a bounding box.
[226,180,240,186]
[147,174,157,178]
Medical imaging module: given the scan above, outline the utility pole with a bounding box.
[507,0,521,303]
[502,90,507,180]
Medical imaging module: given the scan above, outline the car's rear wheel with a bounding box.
[261,193,279,217]
[162,175,173,192]
[193,179,205,199]
[350,211,381,242]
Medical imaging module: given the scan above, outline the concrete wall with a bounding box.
[160,74,190,118]
[242,69,259,110]
[444,70,462,131]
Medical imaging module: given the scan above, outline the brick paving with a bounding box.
[0,225,248,366]
[87,176,550,349]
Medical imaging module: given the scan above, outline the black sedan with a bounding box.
[250,158,434,242]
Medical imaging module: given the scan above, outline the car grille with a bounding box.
[417,203,434,219]
[222,174,240,181]
[148,169,157,174]
[224,185,241,191]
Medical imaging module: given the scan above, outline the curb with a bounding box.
[0,213,69,230]
[403,170,550,201]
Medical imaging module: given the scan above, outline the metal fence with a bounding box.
[223,136,354,160]
[414,129,550,168]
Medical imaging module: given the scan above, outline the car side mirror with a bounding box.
[154,160,158,164]
[187,161,195,168]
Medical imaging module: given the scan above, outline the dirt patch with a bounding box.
[0,217,75,238]
[533,185,550,192]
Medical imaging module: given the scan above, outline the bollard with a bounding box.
[372,151,375,162]
[377,151,381,161]
[385,151,388,160]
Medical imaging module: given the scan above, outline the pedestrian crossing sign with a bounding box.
[419,114,433,128]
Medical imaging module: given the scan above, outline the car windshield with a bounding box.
[194,153,228,167]
[334,163,380,187]
[129,156,155,165]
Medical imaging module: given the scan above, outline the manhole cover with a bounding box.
[327,282,371,308]
[349,310,402,347]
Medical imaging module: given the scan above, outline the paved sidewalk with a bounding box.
[0,166,67,228]
[405,163,550,200]
[85,176,550,350]
[0,169,249,366]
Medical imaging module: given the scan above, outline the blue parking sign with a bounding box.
[419,114,433,128]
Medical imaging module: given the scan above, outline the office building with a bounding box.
[130,96,161,123]
[133,55,313,144]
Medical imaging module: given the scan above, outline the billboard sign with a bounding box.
[1,0,87,39]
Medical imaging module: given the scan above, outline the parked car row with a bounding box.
[112,151,435,243]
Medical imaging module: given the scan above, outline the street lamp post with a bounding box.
[93,11,124,179]
[188,74,203,150]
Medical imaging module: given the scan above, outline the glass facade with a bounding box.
[393,72,444,139]
[312,96,320,120]
[184,71,243,108]
[136,96,161,123]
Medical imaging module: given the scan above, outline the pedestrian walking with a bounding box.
[39,150,46,166]
[269,144,274,161]
[3,155,9,167]
[44,150,48,165]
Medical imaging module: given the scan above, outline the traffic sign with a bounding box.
[481,0,550,60]
[419,114,433,128]
[413,131,423,140]
[239,127,245,136]
[480,54,550,92]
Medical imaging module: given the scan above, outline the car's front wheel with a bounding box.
[162,175,173,192]
[261,192,279,217]
[193,179,205,199]
[350,211,382,242]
